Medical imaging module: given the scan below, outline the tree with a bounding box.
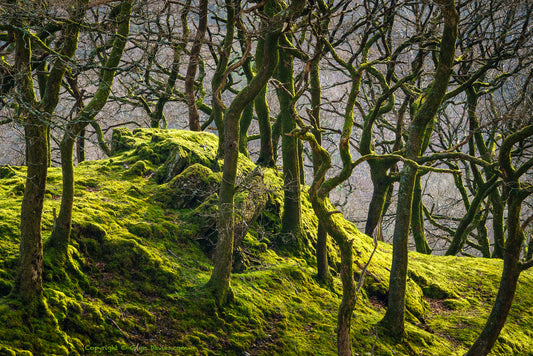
[206,0,294,305]
[3,0,86,313]
[466,124,533,355]
[47,0,133,266]
[380,0,459,339]
[185,0,208,131]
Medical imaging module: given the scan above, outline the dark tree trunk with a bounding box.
[185,0,208,131]
[277,43,303,245]
[412,175,431,254]
[308,12,332,285]
[15,115,48,313]
[365,172,392,238]
[255,36,275,167]
[47,134,76,265]
[76,128,85,163]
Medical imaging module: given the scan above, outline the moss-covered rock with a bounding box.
[111,127,137,154]
[155,163,221,210]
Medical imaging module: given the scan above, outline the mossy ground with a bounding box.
[0,128,531,355]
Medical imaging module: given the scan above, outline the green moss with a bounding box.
[111,127,137,153]
[155,163,221,210]
[123,160,151,177]
[127,222,153,239]
[0,129,532,356]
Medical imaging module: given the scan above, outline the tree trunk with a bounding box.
[380,164,417,338]
[490,194,505,258]
[15,115,48,313]
[316,223,331,285]
[207,14,281,304]
[309,185,356,356]
[277,43,303,247]
[211,0,236,156]
[47,134,76,265]
[365,173,392,238]
[76,128,85,163]
[239,101,254,157]
[466,124,533,355]
[185,0,208,131]
[11,14,45,313]
[255,35,275,167]
[380,0,458,339]
[412,175,431,254]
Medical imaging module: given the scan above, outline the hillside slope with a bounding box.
[0,128,531,355]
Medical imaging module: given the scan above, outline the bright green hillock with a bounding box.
[0,128,531,355]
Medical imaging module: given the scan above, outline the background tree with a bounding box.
[47,0,133,266]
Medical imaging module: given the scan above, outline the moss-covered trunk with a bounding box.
[47,135,75,265]
[309,21,332,284]
[207,13,281,304]
[306,148,356,356]
[15,114,48,312]
[255,35,275,167]
[76,128,86,163]
[277,43,303,248]
[238,30,255,157]
[412,175,431,254]
[365,171,392,238]
[380,0,458,339]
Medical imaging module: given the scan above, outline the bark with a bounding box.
[307,142,356,356]
[490,194,505,258]
[16,114,48,313]
[206,9,281,304]
[76,128,86,163]
[255,37,275,167]
[380,0,458,339]
[185,0,208,131]
[239,101,254,157]
[365,170,393,238]
[47,135,76,265]
[238,30,255,157]
[12,23,45,312]
[412,175,431,254]
[12,0,89,311]
[277,40,303,246]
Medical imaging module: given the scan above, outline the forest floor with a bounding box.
[0,128,532,355]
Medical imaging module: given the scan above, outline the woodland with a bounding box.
[0,0,532,355]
